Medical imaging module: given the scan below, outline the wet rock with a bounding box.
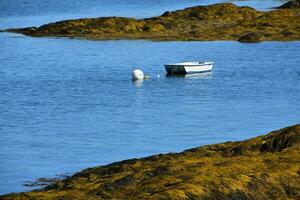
[238,32,262,43]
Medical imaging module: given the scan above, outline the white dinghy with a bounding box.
[164,61,213,75]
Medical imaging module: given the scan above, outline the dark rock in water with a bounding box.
[277,0,300,9]
[238,32,262,43]
[1,124,300,200]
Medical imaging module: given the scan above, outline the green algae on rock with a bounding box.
[1,124,300,199]
[5,2,300,42]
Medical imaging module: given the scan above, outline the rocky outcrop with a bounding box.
[1,124,300,200]
[277,0,300,9]
[4,1,300,42]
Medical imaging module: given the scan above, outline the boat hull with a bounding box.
[164,63,213,74]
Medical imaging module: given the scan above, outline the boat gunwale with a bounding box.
[164,62,214,67]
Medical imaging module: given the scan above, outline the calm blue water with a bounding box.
[0,0,298,195]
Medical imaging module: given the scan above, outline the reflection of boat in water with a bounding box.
[164,61,213,75]
[166,72,212,79]
[184,72,212,79]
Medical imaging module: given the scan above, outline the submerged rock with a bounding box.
[1,124,300,199]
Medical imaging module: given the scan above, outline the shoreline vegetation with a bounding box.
[1,124,300,199]
[3,1,300,42]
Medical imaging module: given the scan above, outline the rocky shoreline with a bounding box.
[1,124,300,199]
[3,1,300,42]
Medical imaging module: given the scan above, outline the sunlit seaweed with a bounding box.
[5,1,300,42]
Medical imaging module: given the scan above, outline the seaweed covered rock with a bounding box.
[1,124,300,200]
[260,125,300,152]
[5,2,300,42]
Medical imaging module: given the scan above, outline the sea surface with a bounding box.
[0,0,299,195]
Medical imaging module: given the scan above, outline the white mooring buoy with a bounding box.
[132,69,144,80]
